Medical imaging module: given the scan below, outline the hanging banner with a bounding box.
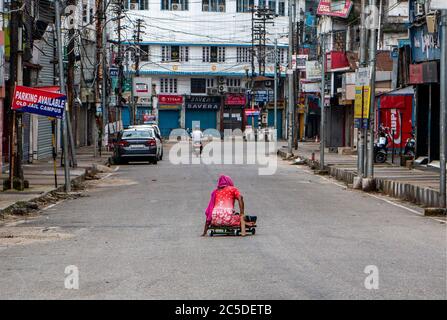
[12,85,66,119]
[354,86,371,129]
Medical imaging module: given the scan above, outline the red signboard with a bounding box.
[377,94,413,149]
[317,0,353,19]
[225,94,246,106]
[409,64,423,84]
[326,51,350,71]
[409,62,438,84]
[158,94,183,105]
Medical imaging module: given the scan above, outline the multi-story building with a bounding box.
[114,0,295,137]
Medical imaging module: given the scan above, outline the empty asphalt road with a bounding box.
[0,145,445,299]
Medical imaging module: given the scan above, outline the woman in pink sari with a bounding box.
[202,175,254,236]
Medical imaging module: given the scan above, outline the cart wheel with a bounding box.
[210,231,214,237]
[251,228,256,235]
[235,230,240,236]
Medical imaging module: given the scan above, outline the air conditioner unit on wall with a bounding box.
[203,4,209,11]
[171,3,182,11]
[218,5,225,12]
[207,87,219,95]
[129,2,138,10]
[218,84,226,94]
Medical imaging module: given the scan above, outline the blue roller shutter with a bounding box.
[268,109,283,139]
[185,110,217,132]
[159,110,180,137]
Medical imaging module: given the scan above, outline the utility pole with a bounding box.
[358,0,367,177]
[55,0,71,192]
[287,0,294,154]
[366,0,378,179]
[274,37,278,137]
[116,1,124,131]
[8,0,24,190]
[95,0,103,156]
[132,19,143,126]
[440,9,447,208]
[66,0,77,168]
[319,33,326,170]
[102,0,108,149]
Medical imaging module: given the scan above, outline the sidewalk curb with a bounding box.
[0,159,108,218]
[281,148,443,208]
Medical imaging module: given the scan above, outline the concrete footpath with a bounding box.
[279,142,445,211]
[0,146,111,216]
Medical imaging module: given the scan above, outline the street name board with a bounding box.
[355,67,371,86]
[12,85,66,119]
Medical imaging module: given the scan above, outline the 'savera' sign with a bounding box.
[185,96,221,110]
[12,85,66,119]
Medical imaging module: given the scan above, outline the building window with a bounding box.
[202,0,225,12]
[89,8,94,24]
[160,78,178,93]
[226,78,241,87]
[278,1,285,16]
[180,46,189,62]
[162,46,188,62]
[279,48,286,64]
[203,47,225,63]
[82,4,88,23]
[191,78,207,94]
[236,0,254,12]
[161,0,189,10]
[237,47,251,63]
[126,0,149,10]
[140,45,150,62]
[206,79,215,88]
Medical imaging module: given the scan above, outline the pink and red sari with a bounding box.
[205,175,242,227]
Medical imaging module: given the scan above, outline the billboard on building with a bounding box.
[317,0,353,19]
[133,77,152,98]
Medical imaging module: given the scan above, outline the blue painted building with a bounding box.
[408,0,443,162]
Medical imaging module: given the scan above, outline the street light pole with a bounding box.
[440,10,447,208]
[55,0,71,192]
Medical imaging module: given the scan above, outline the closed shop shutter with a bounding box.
[37,116,53,159]
[159,110,180,137]
[78,107,88,146]
[36,31,55,159]
[122,106,130,128]
[22,113,31,162]
[185,110,217,132]
[268,109,283,139]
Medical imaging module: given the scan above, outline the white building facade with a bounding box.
[113,0,296,136]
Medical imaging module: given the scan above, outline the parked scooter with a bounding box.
[404,133,416,158]
[374,127,390,163]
